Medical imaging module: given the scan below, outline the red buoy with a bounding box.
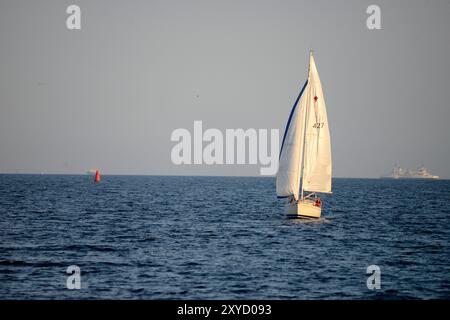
[94,170,101,183]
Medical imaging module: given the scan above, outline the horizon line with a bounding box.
[0,172,448,180]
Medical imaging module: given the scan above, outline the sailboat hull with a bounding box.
[285,200,321,219]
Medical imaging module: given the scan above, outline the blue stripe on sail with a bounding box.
[279,80,308,158]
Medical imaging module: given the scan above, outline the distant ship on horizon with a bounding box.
[381,166,439,180]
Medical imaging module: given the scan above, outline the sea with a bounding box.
[0,175,449,299]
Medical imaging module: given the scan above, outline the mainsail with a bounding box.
[301,53,332,193]
[276,52,332,199]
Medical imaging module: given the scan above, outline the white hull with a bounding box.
[285,199,321,219]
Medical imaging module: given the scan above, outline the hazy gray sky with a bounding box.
[0,0,449,177]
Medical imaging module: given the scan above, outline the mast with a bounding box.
[300,50,313,201]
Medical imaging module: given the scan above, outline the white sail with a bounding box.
[276,81,308,199]
[301,53,332,193]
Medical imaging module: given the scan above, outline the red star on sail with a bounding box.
[314,96,318,102]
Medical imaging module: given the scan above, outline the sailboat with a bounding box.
[276,51,332,219]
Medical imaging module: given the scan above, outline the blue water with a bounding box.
[0,175,449,299]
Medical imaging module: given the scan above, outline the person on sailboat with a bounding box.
[314,198,321,207]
